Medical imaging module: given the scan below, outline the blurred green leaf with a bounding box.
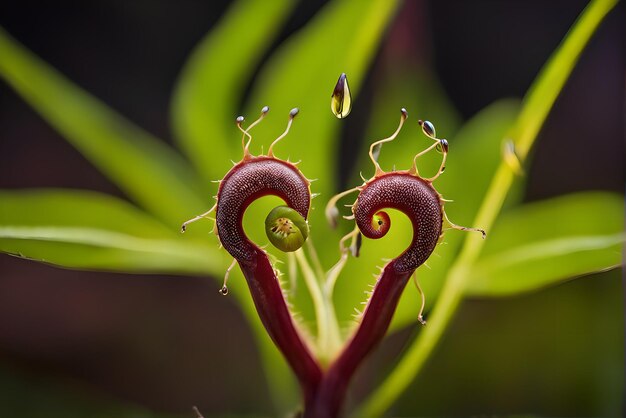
[171,0,296,183]
[0,189,223,275]
[469,234,622,297]
[0,27,206,227]
[478,192,624,254]
[467,192,624,296]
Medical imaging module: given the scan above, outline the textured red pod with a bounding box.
[216,156,311,264]
[354,172,443,273]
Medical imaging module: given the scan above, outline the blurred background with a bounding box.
[0,1,623,417]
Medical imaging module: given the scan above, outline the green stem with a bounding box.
[306,237,327,283]
[353,0,618,416]
[295,249,342,362]
[323,291,342,357]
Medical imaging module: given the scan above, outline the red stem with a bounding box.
[306,265,412,418]
[215,156,323,408]
[239,251,322,407]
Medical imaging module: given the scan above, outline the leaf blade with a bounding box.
[0,27,206,227]
[0,189,223,275]
[171,0,297,183]
[467,192,624,296]
[468,234,622,296]
[0,226,218,275]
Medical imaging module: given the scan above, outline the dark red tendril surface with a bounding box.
[216,157,310,263]
[354,172,443,273]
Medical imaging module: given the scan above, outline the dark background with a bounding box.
[0,1,623,417]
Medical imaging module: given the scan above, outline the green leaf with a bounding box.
[0,27,206,227]
[467,192,624,296]
[0,189,224,275]
[171,0,297,183]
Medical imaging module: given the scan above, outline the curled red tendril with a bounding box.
[354,172,443,273]
[216,156,311,263]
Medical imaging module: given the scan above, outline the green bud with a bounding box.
[265,206,309,252]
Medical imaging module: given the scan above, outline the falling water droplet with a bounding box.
[331,73,352,118]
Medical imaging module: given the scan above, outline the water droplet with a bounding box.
[219,285,229,296]
[351,232,363,257]
[419,120,436,138]
[436,139,449,154]
[503,139,524,175]
[326,205,339,229]
[331,73,352,118]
